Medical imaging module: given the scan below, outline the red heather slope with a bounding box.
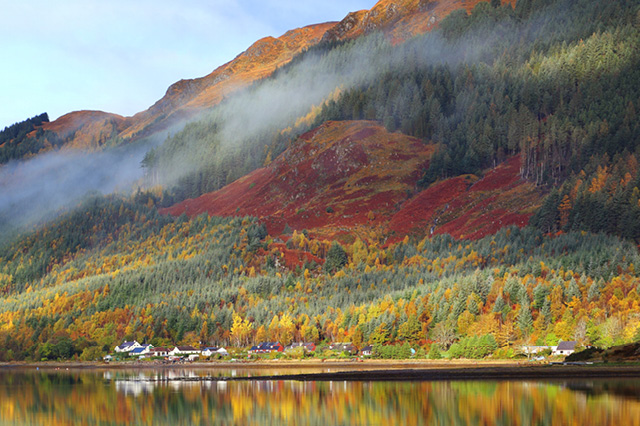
[162,121,542,241]
[162,121,433,237]
[388,155,540,240]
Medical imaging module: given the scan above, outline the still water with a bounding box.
[1,367,639,425]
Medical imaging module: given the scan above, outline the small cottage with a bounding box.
[149,347,170,357]
[114,341,142,353]
[129,345,153,357]
[170,346,201,356]
[249,342,284,354]
[329,342,357,354]
[553,341,577,356]
[361,345,373,356]
[284,342,316,353]
[202,347,229,357]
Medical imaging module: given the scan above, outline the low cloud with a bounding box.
[0,141,153,236]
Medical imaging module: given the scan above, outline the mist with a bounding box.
[1,1,578,237]
[0,140,157,238]
[149,3,525,188]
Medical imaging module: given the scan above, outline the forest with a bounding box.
[1,192,639,361]
[1,0,640,361]
[0,113,61,164]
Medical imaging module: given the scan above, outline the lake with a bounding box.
[1,367,639,425]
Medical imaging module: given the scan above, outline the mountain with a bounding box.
[118,22,336,140]
[9,0,518,155]
[1,0,640,363]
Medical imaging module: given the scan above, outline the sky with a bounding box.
[0,0,374,130]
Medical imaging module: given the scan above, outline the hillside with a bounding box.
[1,0,640,363]
[162,120,540,241]
[8,0,498,156]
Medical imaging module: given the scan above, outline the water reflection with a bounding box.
[0,369,639,425]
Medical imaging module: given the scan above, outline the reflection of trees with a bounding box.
[1,372,640,425]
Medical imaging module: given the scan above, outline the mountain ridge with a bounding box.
[26,0,516,150]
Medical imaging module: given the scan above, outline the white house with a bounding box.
[129,345,153,357]
[553,341,577,356]
[114,341,143,353]
[149,347,170,357]
[202,347,229,357]
[170,346,201,356]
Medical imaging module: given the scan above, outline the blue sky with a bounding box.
[0,0,374,129]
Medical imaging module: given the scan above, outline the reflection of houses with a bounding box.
[115,379,155,396]
[129,345,153,357]
[170,346,201,356]
[553,341,577,356]
[361,345,373,356]
[149,347,170,357]
[249,342,284,354]
[284,342,316,353]
[329,342,356,354]
[202,347,229,357]
[114,341,143,353]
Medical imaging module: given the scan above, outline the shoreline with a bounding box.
[0,359,524,370]
[3,360,640,382]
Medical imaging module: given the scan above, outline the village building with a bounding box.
[170,346,201,356]
[553,341,577,356]
[284,342,316,353]
[114,341,143,353]
[202,347,229,357]
[129,344,153,357]
[249,342,284,354]
[361,345,374,356]
[329,342,357,354]
[149,347,170,357]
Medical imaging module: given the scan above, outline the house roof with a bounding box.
[285,342,315,350]
[362,345,373,351]
[117,341,138,349]
[203,347,220,351]
[251,342,282,351]
[557,341,577,351]
[176,346,198,351]
[130,347,146,354]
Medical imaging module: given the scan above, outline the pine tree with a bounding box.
[324,242,348,273]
